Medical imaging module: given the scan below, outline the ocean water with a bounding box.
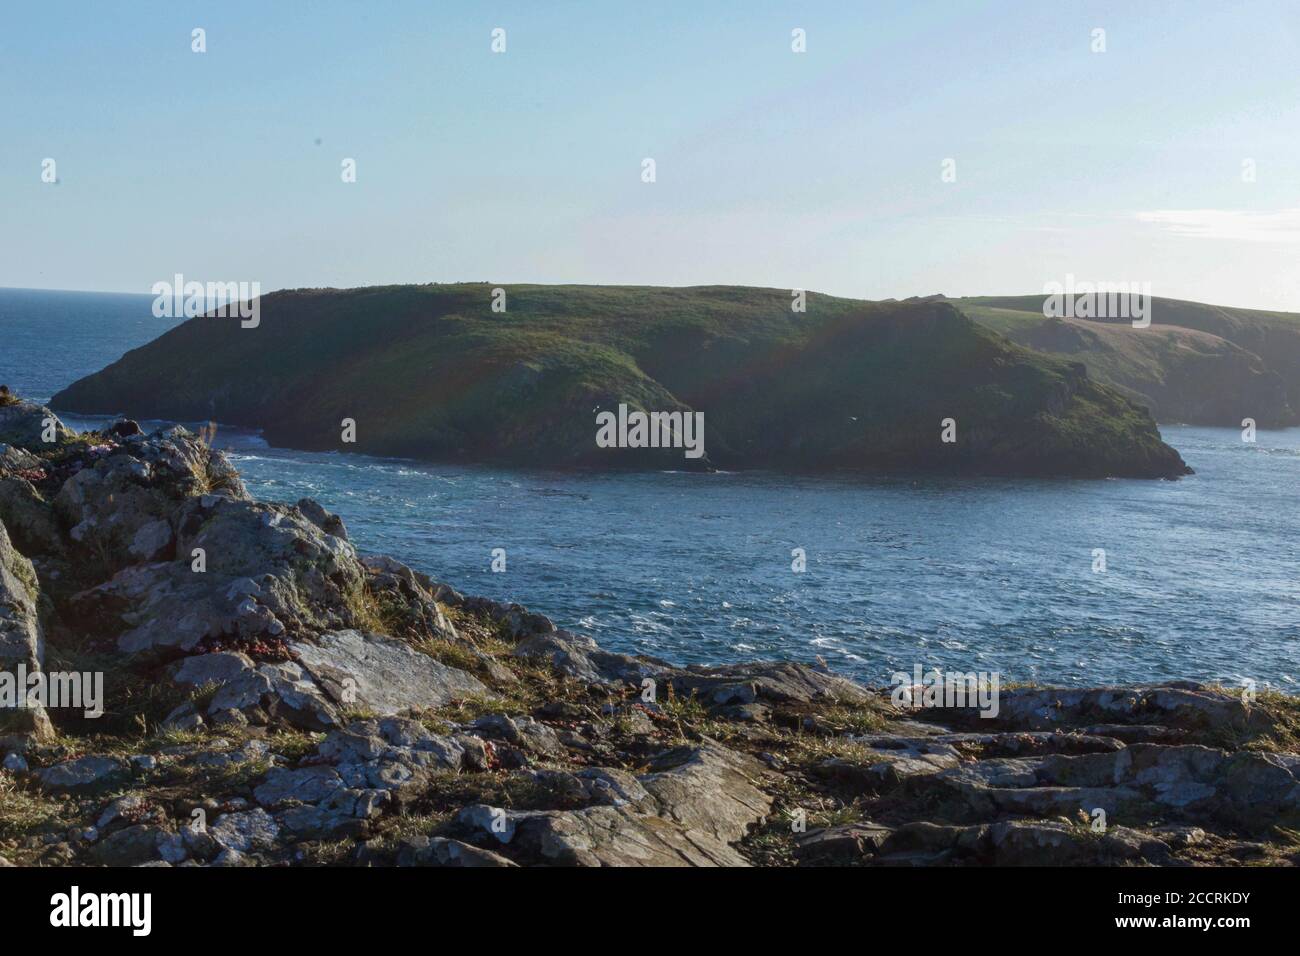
[3,288,1298,689]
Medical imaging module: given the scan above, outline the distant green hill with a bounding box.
[954,296,1300,426]
[51,284,1189,478]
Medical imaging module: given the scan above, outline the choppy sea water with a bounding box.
[4,288,1298,689]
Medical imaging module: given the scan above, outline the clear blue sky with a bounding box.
[3,0,1298,309]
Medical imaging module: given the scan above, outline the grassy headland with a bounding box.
[52,284,1189,478]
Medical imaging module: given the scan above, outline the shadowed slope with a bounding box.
[956,295,1300,426]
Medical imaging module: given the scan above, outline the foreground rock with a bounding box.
[0,398,75,450]
[0,394,1293,868]
[0,517,52,740]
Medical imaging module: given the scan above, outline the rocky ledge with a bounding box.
[1,394,1296,867]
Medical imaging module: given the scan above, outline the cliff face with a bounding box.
[51,284,1189,478]
[956,295,1300,426]
[0,399,1296,868]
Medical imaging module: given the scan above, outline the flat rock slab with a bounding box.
[520,804,752,867]
[291,629,486,714]
[36,755,129,794]
[924,685,1254,736]
[640,740,775,843]
[459,739,774,867]
[395,836,517,867]
[669,662,870,706]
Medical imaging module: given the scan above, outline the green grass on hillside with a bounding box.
[51,284,1189,477]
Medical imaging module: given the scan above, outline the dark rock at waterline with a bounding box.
[109,419,143,438]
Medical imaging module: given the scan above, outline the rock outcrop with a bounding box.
[0,393,1294,868]
[0,492,52,741]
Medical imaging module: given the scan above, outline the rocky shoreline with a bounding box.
[1,394,1297,867]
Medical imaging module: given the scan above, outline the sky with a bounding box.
[2,0,1298,310]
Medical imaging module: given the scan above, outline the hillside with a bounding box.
[954,296,1300,426]
[51,284,1190,478]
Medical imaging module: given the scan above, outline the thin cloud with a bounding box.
[1135,207,1300,243]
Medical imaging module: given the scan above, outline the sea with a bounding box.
[2,287,1297,690]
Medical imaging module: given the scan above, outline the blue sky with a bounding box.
[3,0,1298,309]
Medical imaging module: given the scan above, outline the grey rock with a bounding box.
[291,629,486,715]
[513,631,869,715]
[161,702,205,732]
[181,825,221,861]
[878,821,989,857]
[209,848,251,867]
[128,518,174,562]
[527,766,655,811]
[1081,723,1189,745]
[97,794,161,830]
[514,629,667,685]
[796,822,893,864]
[470,713,564,756]
[0,444,43,473]
[574,767,654,809]
[0,475,64,557]
[318,717,467,771]
[639,740,774,844]
[2,752,28,772]
[36,755,128,794]
[211,809,281,854]
[171,650,340,731]
[173,651,256,687]
[516,804,751,867]
[987,820,1093,866]
[358,555,462,644]
[254,765,348,808]
[92,824,171,866]
[669,661,871,707]
[190,739,270,770]
[1152,824,1207,849]
[75,496,361,655]
[0,518,52,740]
[938,685,1255,737]
[460,596,555,640]
[0,400,73,451]
[157,833,190,864]
[458,804,517,844]
[53,429,241,577]
[297,498,348,541]
[275,803,368,841]
[497,739,774,867]
[921,742,1300,832]
[209,708,248,728]
[395,835,518,867]
[718,702,770,723]
[454,734,492,772]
